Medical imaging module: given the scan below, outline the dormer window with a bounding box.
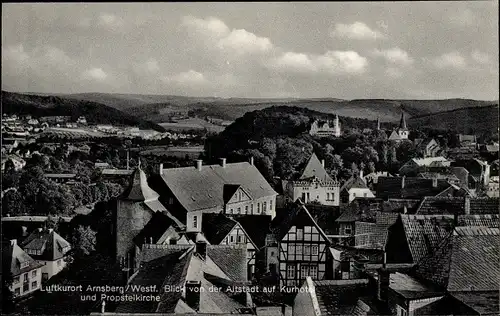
[20,261,29,269]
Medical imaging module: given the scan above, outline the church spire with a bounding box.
[399,111,407,130]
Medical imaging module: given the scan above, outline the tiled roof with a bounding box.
[416,196,466,215]
[207,245,248,282]
[376,177,451,199]
[230,214,272,249]
[120,167,160,202]
[299,153,332,182]
[160,162,276,213]
[2,240,43,277]
[201,213,238,245]
[368,212,401,249]
[399,214,455,263]
[20,229,71,261]
[456,214,499,228]
[450,291,499,316]
[414,226,500,292]
[469,197,499,215]
[313,279,371,315]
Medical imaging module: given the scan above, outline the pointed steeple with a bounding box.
[120,163,159,202]
[399,111,407,130]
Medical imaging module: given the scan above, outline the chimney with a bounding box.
[432,178,438,188]
[196,160,202,171]
[377,267,390,302]
[401,176,405,189]
[195,241,207,260]
[21,226,28,237]
[185,280,201,311]
[38,227,43,232]
[10,239,17,246]
[360,170,364,179]
[159,163,163,174]
[403,206,408,214]
[48,228,54,234]
[220,158,226,168]
[250,156,254,166]
[464,196,470,215]
[321,159,325,168]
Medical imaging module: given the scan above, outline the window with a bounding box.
[193,215,198,228]
[237,207,241,214]
[304,245,311,255]
[297,228,303,240]
[345,228,352,235]
[230,208,234,214]
[23,283,29,292]
[32,281,37,289]
[309,265,318,279]
[168,197,174,205]
[312,245,319,255]
[364,192,367,197]
[20,261,29,269]
[263,202,267,212]
[302,192,306,202]
[353,193,356,198]
[257,203,260,213]
[238,235,243,243]
[296,245,303,255]
[300,265,308,279]
[230,236,234,243]
[23,273,28,282]
[270,199,273,210]
[327,193,330,200]
[286,265,295,279]
[245,205,248,214]
[32,270,37,278]
[251,204,254,214]
[15,288,20,296]
[14,276,20,284]
[397,305,407,316]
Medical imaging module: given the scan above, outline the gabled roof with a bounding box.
[160,162,276,213]
[2,240,42,277]
[271,201,331,242]
[313,279,371,316]
[223,184,242,204]
[299,153,332,182]
[399,214,455,263]
[207,245,248,282]
[120,166,160,202]
[134,211,184,246]
[341,174,369,192]
[414,226,500,292]
[20,228,71,261]
[230,214,272,249]
[416,196,500,215]
[201,213,238,245]
[388,130,402,141]
[376,177,452,199]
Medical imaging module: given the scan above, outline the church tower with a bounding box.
[396,112,409,139]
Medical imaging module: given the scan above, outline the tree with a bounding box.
[368,161,376,174]
[71,225,97,257]
[1,261,15,314]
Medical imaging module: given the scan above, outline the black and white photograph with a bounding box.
[1,2,499,316]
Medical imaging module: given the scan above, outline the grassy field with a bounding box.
[159,118,225,133]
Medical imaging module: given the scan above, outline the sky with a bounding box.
[2,2,498,100]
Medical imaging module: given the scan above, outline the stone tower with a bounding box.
[396,112,409,140]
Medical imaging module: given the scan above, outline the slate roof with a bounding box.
[201,213,238,245]
[207,245,248,282]
[368,212,401,249]
[416,196,466,215]
[230,214,272,248]
[160,162,276,212]
[389,272,444,300]
[469,197,499,215]
[450,291,500,316]
[299,153,332,182]
[120,166,160,202]
[456,214,499,228]
[414,226,500,292]
[313,279,371,315]
[2,240,43,277]
[134,211,184,246]
[399,214,455,263]
[376,177,452,199]
[20,228,71,261]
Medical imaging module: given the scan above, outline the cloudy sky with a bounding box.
[2,2,498,100]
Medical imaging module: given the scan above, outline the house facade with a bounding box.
[284,153,340,206]
[272,202,331,287]
[309,116,341,137]
[3,239,43,298]
[340,172,375,204]
[20,228,71,282]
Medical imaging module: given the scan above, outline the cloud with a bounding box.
[98,13,125,31]
[82,67,108,81]
[182,15,273,54]
[386,67,403,78]
[2,44,30,65]
[448,8,477,26]
[331,22,386,40]
[432,51,467,69]
[162,70,207,85]
[268,50,368,75]
[372,48,413,66]
[145,59,160,73]
[471,50,491,64]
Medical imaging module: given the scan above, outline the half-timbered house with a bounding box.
[270,201,331,287]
